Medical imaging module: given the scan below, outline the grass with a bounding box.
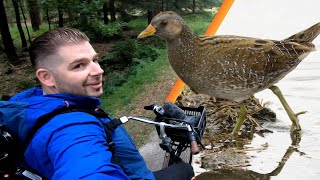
[10,24,53,48]
[127,16,149,31]
[100,51,171,147]
[183,11,216,35]
[101,50,169,115]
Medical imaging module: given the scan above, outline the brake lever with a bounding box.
[186,125,200,154]
[159,123,172,152]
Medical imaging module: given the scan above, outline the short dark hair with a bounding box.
[29,28,90,68]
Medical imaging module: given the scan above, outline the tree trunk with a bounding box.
[152,0,161,17]
[56,0,63,27]
[166,0,168,11]
[58,8,63,27]
[161,0,164,12]
[0,32,3,52]
[147,10,152,24]
[103,2,108,24]
[46,8,51,30]
[27,0,41,31]
[192,0,195,13]
[0,0,17,61]
[19,1,31,43]
[12,0,27,49]
[109,0,116,22]
[148,0,161,24]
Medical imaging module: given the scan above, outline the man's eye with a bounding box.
[93,58,99,63]
[74,63,84,69]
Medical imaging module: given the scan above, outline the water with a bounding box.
[194,52,320,179]
[248,52,320,179]
[194,0,320,179]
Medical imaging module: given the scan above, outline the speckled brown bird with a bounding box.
[137,11,320,135]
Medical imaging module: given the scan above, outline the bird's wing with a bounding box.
[198,35,315,73]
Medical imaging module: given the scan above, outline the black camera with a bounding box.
[155,105,206,144]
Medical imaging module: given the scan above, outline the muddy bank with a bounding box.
[175,86,303,178]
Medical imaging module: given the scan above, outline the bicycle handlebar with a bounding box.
[126,116,188,129]
[121,116,200,154]
[119,103,206,156]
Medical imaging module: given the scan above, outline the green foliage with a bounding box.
[127,16,149,31]
[67,0,127,41]
[101,50,169,115]
[16,79,37,90]
[77,21,127,41]
[100,38,160,96]
[183,11,215,35]
[0,51,7,61]
[103,68,137,96]
[0,57,10,73]
[136,41,161,61]
[100,39,159,69]
[117,0,216,15]
[100,39,138,70]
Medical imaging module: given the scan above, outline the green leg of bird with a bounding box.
[269,85,304,132]
[232,103,248,136]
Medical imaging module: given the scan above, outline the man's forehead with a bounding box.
[56,42,97,60]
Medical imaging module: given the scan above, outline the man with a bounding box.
[7,28,194,179]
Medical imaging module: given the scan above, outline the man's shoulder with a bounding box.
[10,87,42,101]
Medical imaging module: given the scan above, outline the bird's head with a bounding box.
[137,11,188,42]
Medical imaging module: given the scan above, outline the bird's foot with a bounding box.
[296,111,307,116]
[269,85,306,132]
[290,110,307,132]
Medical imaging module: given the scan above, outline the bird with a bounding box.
[137,11,320,136]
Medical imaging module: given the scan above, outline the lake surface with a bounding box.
[194,0,320,179]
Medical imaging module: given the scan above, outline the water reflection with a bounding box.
[196,131,303,180]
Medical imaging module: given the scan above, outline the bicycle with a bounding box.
[120,102,207,169]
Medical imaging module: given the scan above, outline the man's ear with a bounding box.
[36,68,56,87]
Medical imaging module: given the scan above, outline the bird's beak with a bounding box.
[137,24,156,39]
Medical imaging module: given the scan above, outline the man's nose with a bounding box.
[90,61,104,76]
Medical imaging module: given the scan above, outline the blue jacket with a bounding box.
[7,87,155,180]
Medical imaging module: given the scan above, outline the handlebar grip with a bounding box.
[188,131,200,154]
[144,104,154,110]
[190,140,200,154]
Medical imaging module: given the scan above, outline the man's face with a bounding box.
[52,41,104,97]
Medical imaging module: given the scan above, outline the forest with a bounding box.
[0,0,221,117]
[0,0,222,62]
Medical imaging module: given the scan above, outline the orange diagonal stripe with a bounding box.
[165,0,235,103]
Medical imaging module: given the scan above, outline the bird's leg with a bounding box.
[269,85,304,132]
[232,103,247,136]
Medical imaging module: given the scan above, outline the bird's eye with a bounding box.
[160,20,168,26]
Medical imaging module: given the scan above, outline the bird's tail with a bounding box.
[284,22,320,43]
